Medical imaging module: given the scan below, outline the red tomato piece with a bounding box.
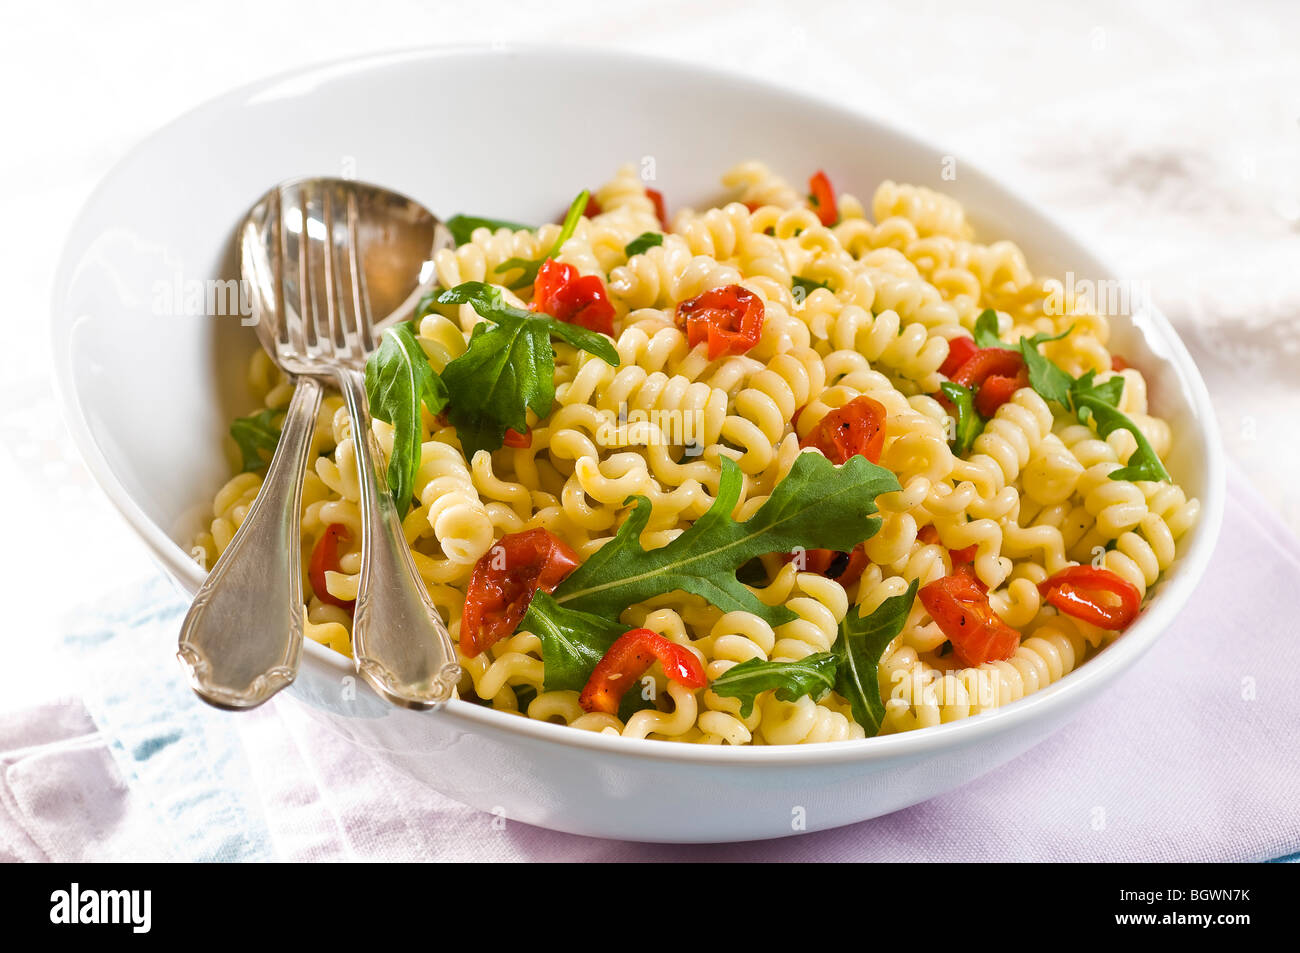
[781,548,836,574]
[646,187,669,231]
[939,336,980,377]
[950,347,1025,390]
[916,526,977,567]
[675,284,765,359]
[1110,354,1130,372]
[583,194,602,218]
[919,567,1021,667]
[780,543,871,588]
[461,528,580,657]
[974,365,1030,417]
[808,170,838,227]
[309,523,355,612]
[1038,566,1141,630]
[503,427,532,449]
[831,544,871,588]
[579,628,706,715]
[531,258,616,336]
[948,544,979,566]
[799,396,888,465]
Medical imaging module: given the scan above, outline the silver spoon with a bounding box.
[177,178,460,710]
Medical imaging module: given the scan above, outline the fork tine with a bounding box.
[280,182,311,358]
[345,188,377,355]
[319,183,346,359]
[268,188,289,350]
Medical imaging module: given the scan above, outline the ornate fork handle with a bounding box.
[177,376,323,708]
[336,367,461,709]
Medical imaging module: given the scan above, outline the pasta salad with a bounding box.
[196,161,1199,745]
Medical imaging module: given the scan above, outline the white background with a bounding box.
[1,0,1297,713]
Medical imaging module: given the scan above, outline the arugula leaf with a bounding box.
[939,381,982,457]
[1018,335,1076,407]
[436,281,618,458]
[1070,370,1125,423]
[791,275,831,304]
[495,190,588,290]
[1018,337,1169,483]
[445,214,532,247]
[1027,326,1076,347]
[230,408,283,472]
[364,321,450,514]
[520,591,626,693]
[553,453,901,626]
[1073,394,1171,482]
[709,653,837,717]
[624,232,664,257]
[833,579,919,735]
[973,309,1003,348]
[975,309,1073,351]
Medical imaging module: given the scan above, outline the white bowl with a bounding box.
[52,45,1224,843]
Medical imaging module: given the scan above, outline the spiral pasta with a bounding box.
[197,162,1199,745]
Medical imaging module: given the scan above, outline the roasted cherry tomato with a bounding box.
[808,170,838,227]
[503,427,532,449]
[583,194,602,218]
[800,395,888,465]
[919,566,1021,668]
[531,258,616,336]
[675,284,765,359]
[974,365,1030,417]
[949,347,1025,391]
[461,528,580,657]
[646,187,669,231]
[309,523,355,612]
[939,336,980,377]
[1110,354,1130,372]
[1038,566,1141,630]
[779,544,870,588]
[579,628,706,715]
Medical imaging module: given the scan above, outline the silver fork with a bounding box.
[178,178,461,710]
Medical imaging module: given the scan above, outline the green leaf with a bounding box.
[229,408,283,472]
[1073,394,1171,482]
[445,214,532,247]
[435,280,617,458]
[413,291,441,321]
[495,190,589,290]
[791,275,831,304]
[1026,325,1075,347]
[553,453,901,626]
[624,231,664,257]
[1017,337,1169,483]
[1018,335,1076,407]
[709,653,838,718]
[520,591,626,694]
[939,380,982,457]
[1070,370,1125,424]
[364,321,449,514]
[973,308,1002,348]
[833,579,919,735]
[975,309,1072,351]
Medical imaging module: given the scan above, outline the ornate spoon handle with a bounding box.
[336,367,460,709]
[177,376,323,708]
